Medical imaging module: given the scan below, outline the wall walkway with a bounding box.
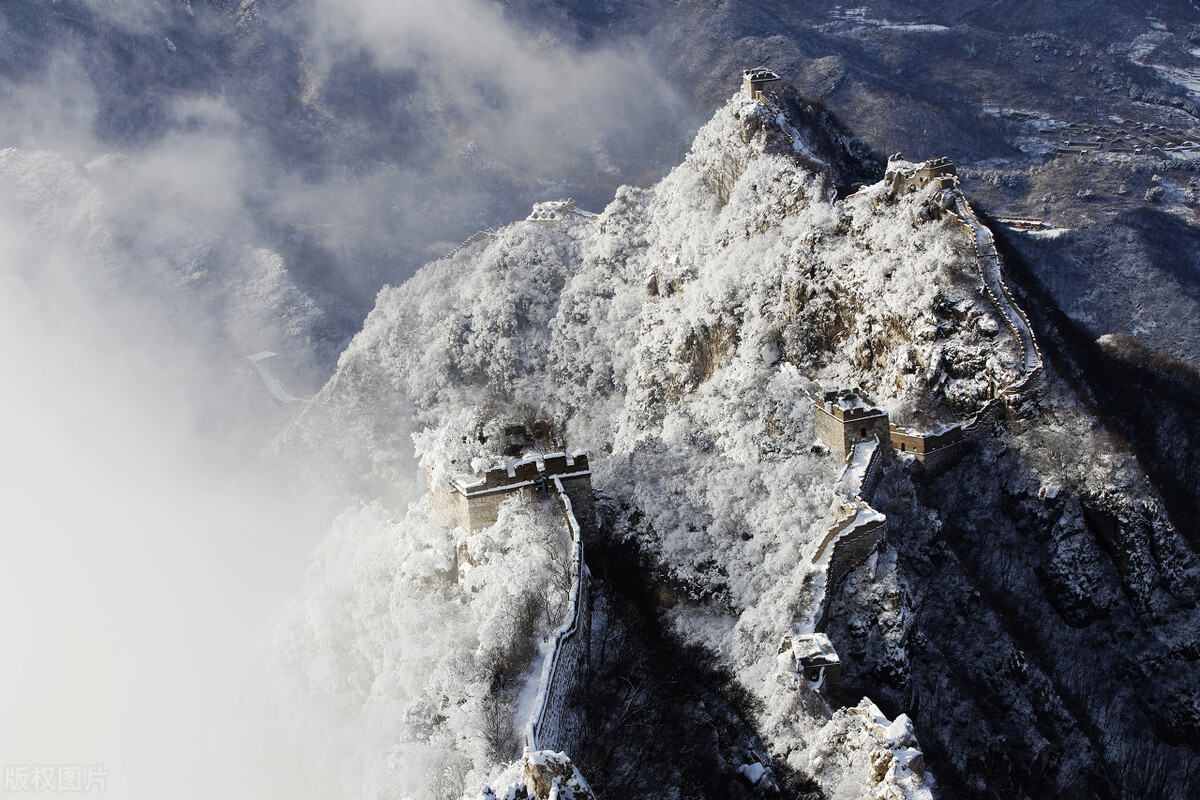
[948,190,1043,388]
[524,477,592,755]
[796,163,1047,697]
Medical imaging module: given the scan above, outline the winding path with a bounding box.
[949,193,1043,378]
[524,478,591,753]
[246,351,308,404]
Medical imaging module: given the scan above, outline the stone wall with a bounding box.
[814,510,863,564]
[779,633,842,704]
[915,440,969,477]
[813,502,887,587]
[556,473,595,530]
[815,404,849,455]
[528,199,587,224]
[814,403,891,458]
[887,427,925,456]
[742,68,782,100]
[885,156,957,196]
[889,423,968,477]
[443,228,497,260]
[429,454,595,755]
[857,438,887,501]
[845,413,890,456]
[427,467,460,518]
[828,510,886,587]
[525,477,592,754]
[430,451,592,533]
[887,399,1008,479]
[948,191,1043,385]
[888,423,963,457]
[961,398,1006,445]
[461,484,543,532]
[461,452,590,493]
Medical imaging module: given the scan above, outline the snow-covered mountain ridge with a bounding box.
[302,90,1019,468]
[278,88,1197,799]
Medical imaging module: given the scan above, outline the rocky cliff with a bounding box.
[280,87,1197,800]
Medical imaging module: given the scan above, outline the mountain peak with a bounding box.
[274,62,1192,800]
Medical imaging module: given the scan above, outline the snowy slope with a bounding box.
[281,91,1002,798]
[281,90,1193,798]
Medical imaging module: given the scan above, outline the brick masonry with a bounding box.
[429,452,593,533]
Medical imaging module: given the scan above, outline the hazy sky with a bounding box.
[0,272,324,798]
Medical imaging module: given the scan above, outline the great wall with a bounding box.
[429,451,593,533]
[429,449,596,765]
[441,200,594,265]
[524,477,592,755]
[425,69,1045,794]
[786,145,1045,706]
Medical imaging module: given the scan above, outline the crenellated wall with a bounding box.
[961,397,1007,444]
[814,160,1044,492]
[813,389,891,458]
[946,188,1043,392]
[857,437,888,501]
[828,512,885,587]
[430,453,595,757]
[430,451,593,533]
[442,228,497,261]
[889,423,968,477]
[814,499,887,588]
[525,477,592,755]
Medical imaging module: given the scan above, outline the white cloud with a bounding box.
[0,272,325,799]
[305,0,693,177]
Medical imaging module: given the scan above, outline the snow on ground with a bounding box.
[838,439,878,497]
[1126,27,1200,95]
[822,8,949,36]
[280,92,1018,798]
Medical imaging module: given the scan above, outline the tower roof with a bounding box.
[743,66,781,82]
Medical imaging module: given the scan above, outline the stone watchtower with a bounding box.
[742,67,782,101]
[885,156,959,196]
[779,632,842,703]
[813,389,890,458]
[428,451,593,533]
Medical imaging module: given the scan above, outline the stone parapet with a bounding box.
[814,389,890,458]
[525,477,592,755]
[813,500,887,587]
[889,422,968,476]
[432,451,593,533]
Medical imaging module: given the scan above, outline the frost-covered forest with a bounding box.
[273,88,1198,799]
[6,3,1200,799]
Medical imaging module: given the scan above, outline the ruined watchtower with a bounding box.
[779,632,842,703]
[429,451,593,533]
[742,67,782,101]
[813,388,890,458]
[885,156,958,196]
